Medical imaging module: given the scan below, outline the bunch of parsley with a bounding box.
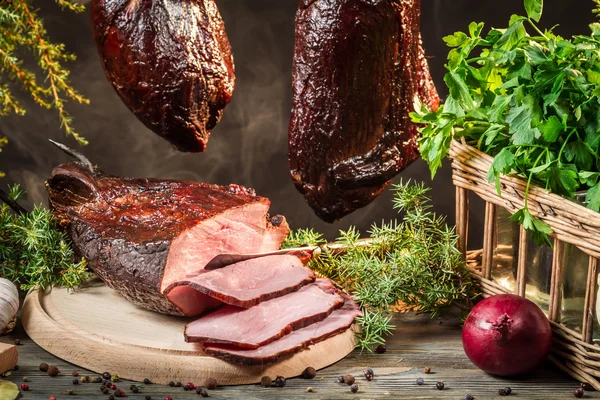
[412,0,600,244]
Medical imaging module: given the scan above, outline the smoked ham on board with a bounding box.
[289,0,440,222]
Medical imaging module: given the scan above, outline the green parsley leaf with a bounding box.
[524,0,543,22]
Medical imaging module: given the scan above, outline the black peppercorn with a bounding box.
[301,367,316,379]
[364,368,374,381]
[416,377,424,386]
[132,386,140,393]
[48,366,60,377]
[168,381,175,387]
[436,381,445,390]
[582,383,595,391]
[39,363,49,372]
[13,339,20,345]
[94,377,102,383]
[175,381,182,387]
[103,372,111,380]
[505,387,512,395]
[350,384,359,393]
[102,388,109,395]
[145,396,152,400]
[72,379,79,385]
[375,344,387,354]
[344,374,355,385]
[260,376,272,387]
[275,376,286,388]
[12,365,19,371]
[465,394,474,400]
[108,395,115,400]
[183,386,191,391]
[364,368,374,376]
[499,388,508,396]
[196,388,209,397]
[365,372,374,381]
[143,378,152,385]
[337,376,345,383]
[206,378,217,390]
[574,388,584,398]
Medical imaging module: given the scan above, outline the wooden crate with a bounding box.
[450,139,600,389]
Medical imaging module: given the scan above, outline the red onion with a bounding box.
[462,294,552,376]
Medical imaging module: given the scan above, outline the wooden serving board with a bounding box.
[21,280,357,385]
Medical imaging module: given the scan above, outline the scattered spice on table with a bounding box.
[12,365,18,371]
[20,383,29,391]
[350,384,359,393]
[145,396,151,400]
[143,378,152,384]
[260,376,272,387]
[416,378,424,386]
[103,372,111,379]
[13,339,20,345]
[49,396,56,400]
[306,386,314,393]
[71,371,79,377]
[39,362,49,372]
[574,388,584,398]
[275,376,286,388]
[436,381,445,390]
[364,368,374,381]
[344,374,355,385]
[22,376,28,382]
[175,381,182,387]
[66,388,74,395]
[337,376,345,383]
[582,382,595,391]
[168,381,175,387]
[111,374,120,382]
[72,379,79,385]
[80,376,90,383]
[464,394,474,400]
[375,344,387,354]
[301,367,316,379]
[47,366,60,377]
[95,377,103,383]
[424,366,432,374]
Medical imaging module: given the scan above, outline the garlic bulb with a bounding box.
[0,279,19,335]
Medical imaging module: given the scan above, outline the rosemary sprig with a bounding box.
[0,185,91,291]
[283,180,476,351]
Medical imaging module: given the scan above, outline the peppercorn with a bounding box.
[132,386,140,394]
[102,388,110,395]
[111,375,120,382]
[20,384,29,391]
[375,344,387,354]
[117,389,127,397]
[13,339,20,345]
[67,388,74,395]
[72,379,79,385]
[206,378,217,390]
[183,386,191,391]
[143,378,152,385]
[72,371,79,377]
[80,376,89,383]
[364,368,374,376]
[95,377,103,383]
[364,368,374,381]
[100,385,106,391]
[582,383,595,391]
[465,395,474,400]
[49,396,57,400]
[436,381,445,390]
[165,397,173,400]
[111,384,117,390]
[350,384,359,393]
[23,376,28,382]
[416,377,424,386]
[145,396,152,400]
[574,388,584,398]
[337,376,345,383]
[499,388,508,396]
[344,374,355,385]
[260,376,272,387]
[39,362,49,372]
[48,366,60,377]
[108,395,115,400]
[275,376,286,388]
[424,366,432,374]
[175,381,182,387]
[12,365,19,371]
[301,367,317,379]
[505,387,512,395]
[196,388,209,397]
[187,382,196,390]
[306,387,314,393]
[365,372,374,381]
[168,381,175,387]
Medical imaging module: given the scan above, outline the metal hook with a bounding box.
[49,139,94,173]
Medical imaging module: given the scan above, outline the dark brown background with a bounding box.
[0,0,594,240]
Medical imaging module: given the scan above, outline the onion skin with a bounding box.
[462,294,552,376]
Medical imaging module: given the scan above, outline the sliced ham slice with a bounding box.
[184,279,344,348]
[204,293,361,364]
[163,255,315,308]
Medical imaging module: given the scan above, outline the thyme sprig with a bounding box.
[283,181,476,351]
[0,185,91,291]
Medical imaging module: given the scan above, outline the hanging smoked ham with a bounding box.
[288,0,439,222]
[91,0,235,152]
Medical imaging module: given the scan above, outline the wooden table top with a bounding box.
[0,311,591,400]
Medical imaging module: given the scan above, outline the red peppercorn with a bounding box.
[72,371,79,377]
[165,397,173,400]
[111,384,117,390]
[187,382,196,389]
[49,396,57,400]
[20,384,30,391]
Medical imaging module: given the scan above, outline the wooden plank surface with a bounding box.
[1,310,593,399]
[20,283,356,385]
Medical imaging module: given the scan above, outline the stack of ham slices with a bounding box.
[47,162,360,365]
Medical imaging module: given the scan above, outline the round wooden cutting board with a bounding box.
[21,280,357,385]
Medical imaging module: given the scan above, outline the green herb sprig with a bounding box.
[0,185,91,291]
[282,181,476,351]
[411,0,600,245]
